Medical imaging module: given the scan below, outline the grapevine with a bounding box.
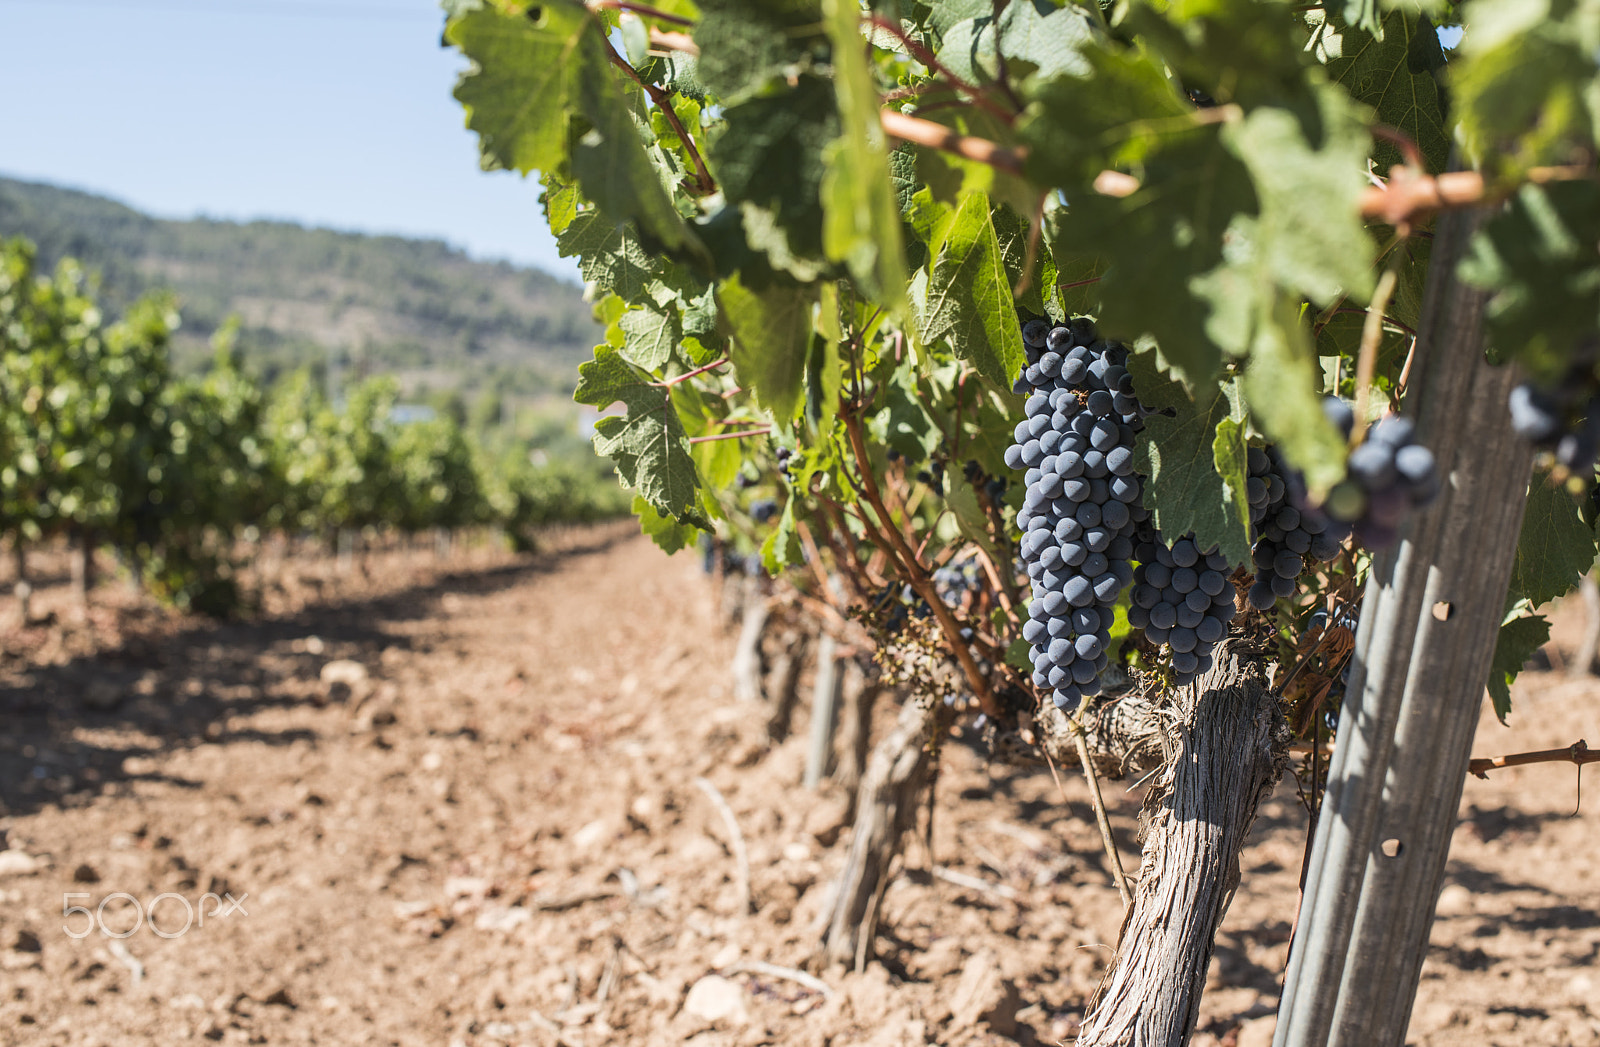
[417,0,1600,1040]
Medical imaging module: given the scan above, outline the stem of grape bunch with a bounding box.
[842,407,1001,717]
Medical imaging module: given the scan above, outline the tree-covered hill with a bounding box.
[0,175,599,395]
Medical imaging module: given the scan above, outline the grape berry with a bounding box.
[1509,380,1600,474]
[1323,409,1440,549]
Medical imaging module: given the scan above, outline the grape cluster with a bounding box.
[1509,381,1600,473]
[1127,529,1238,684]
[932,559,982,607]
[1245,445,1349,611]
[750,498,779,523]
[1006,318,1149,712]
[1323,413,1440,548]
[704,539,763,577]
[776,445,796,483]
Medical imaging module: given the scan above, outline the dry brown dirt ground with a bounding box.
[0,527,1596,1047]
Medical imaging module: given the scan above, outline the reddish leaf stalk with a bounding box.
[867,16,1017,125]
[878,109,1595,224]
[688,426,771,444]
[600,38,715,194]
[1371,125,1426,173]
[586,0,694,26]
[879,110,1027,175]
[648,28,697,55]
[1469,739,1596,778]
[843,409,1001,717]
[652,355,729,387]
[814,492,880,588]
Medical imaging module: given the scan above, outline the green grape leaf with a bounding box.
[448,3,589,176]
[913,107,1038,220]
[1045,126,1257,385]
[681,285,719,338]
[760,497,803,573]
[1051,254,1106,321]
[1212,417,1252,549]
[1452,0,1600,179]
[922,191,1028,394]
[1121,1,1311,113]
[1021,46,1193,186]
[711,76,837,274]
[1124,337,1191,413]
[1222,87,1376,305]
[888,144,920,212]
[618,308,682,371]
[557,211,670,305]
[574,344,700,515]
[906,186,957,253]
[694,0,826,101]
[692,428,743,491]
[569,45,700,255]
[1134,384,1252,565]
[936,0,1096,86]
[946,473,1001,566]
[1508,471,1599,608]
[804,329,842,437]
[967,396,1020,479]
[619,10,650,66]
[869,364,943,462]
[634,494,705,553]
[541,174,580,235]
[1486,611,1551,723]
[1313,8,1451,174]
[1242,297,1348,497]
[1459,182,1600,382]
[1006,635,1033,672]
[1341,0,1382,39]
[449,1,698,255]
[718,274,818,424]
[992,202,1052,318]
[821,0,907,308]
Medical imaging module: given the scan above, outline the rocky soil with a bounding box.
[0,528,1596,1046]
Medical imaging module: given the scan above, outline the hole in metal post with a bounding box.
[1381,838,1404,858]
[1432,602,1453,621]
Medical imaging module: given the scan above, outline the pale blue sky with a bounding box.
[0,3,1465,285]
[0,0,576,277]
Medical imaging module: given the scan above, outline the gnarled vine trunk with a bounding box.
[763,628,809,742]
[1073,646,1289,1047]
[12,540,30,624]
[833,661,876,802]
[818,641,1286,1017]
[731,578,770,703]
[819,695,940,969]
[70,527,96,613]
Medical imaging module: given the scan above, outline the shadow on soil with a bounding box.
[0,529,633,819]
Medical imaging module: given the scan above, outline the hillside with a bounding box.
[0,176,599,396]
